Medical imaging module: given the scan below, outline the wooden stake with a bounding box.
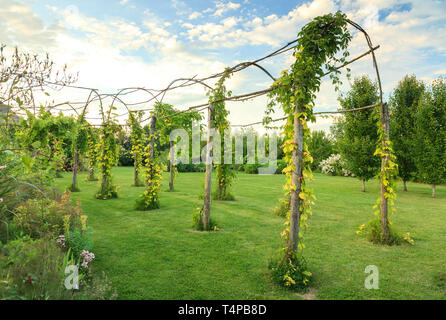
[202,104,214,230]
[380,102,390,242]
[288,105,304,253]
[169,140,174,191]
[71,150,79,191]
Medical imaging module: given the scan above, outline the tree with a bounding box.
[306,130,334,170]
[389,75,425,191]
[334,76,380,192]
[414,78,446,198]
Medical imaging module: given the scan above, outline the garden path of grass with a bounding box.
[55,167,446,299]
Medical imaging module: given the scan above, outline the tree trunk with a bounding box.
[362,179,366,192]
[71,150,79,191]
[432,184,436,198]
[403,180,407,192]
[169,140,174,191]
[288,105,304,253]
[202,104,214,230]
[380,102,390,243]
[134,158,139,186]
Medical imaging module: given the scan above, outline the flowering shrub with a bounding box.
[80,250,95,268]
[319,154,354,177]
[56,235,66,247]
[10,191,87,239]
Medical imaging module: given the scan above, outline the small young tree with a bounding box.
[389,75,425,191]
[414,78,446,198]
[306,130,334,170]
[334,76,380,192]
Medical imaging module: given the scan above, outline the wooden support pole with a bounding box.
[169,140,174,191]
[202,104,214,230]
[71,149,79,191]
[380,102,390,242]
[147,114,157,189]
[133,155,139,186]
[288,104,304,253]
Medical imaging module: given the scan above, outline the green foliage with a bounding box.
[269,250,311,290]
[208,70,236,201]
[137,103,201,209]
[273,196,289,217]
[192,206,218,231]
[9,191,87,240]
[306,130,334,170]
[414,78,446,187]
[66,228,92,259]
[389,75,425,185]
[128,111,145,187]
[13,109,76,186]
[0,236,72,300]
[333,76,380,182]
[85,126,100,182]
[96,106,120,200]
[267,11,351,287]
[356,219,413,246]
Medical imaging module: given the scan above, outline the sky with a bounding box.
[1,0,445,130]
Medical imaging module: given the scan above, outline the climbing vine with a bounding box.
[128,111,145,187]
[135,106,162,210]
[267,12,352,289]
[209,69,236,201]
[85,126,100,182]
[356,114,413,245]
[96,106,120,200]
[69,113,88,192]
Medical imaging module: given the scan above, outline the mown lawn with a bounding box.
[54,167,446,300]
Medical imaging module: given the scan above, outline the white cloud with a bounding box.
[188,11,202,20]
[119,0,130,5]
[213,1,241,17]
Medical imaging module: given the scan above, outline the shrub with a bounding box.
[269,250,312,290]
[95,179,118,200]
[273,196,290,217]
[175,163,206,172]
[275,159,287,174]
[10,191,87,240]
[319,154,353,177]
[243,164,261,174]
[0,236,72,300]
[356,219,414,246]
[192,206,218,231]
[66,229,92,259]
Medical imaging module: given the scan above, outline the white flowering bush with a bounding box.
[319,154,354,177]
[80,250,95,268]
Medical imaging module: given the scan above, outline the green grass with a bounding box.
[54,167,446,300]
